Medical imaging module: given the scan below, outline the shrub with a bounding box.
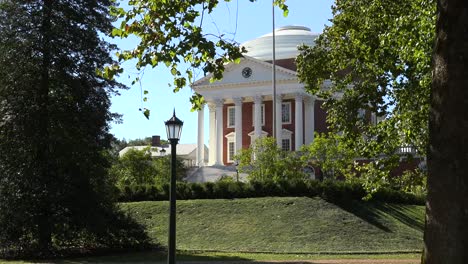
[286,179,309,197]
[116,179,424,205]
[372,187,425,205]
[212,181,233,198]
[203,182,215,198]
[176,182,192,200]
[190,183,207,199]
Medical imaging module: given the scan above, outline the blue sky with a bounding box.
[110,0,335,144]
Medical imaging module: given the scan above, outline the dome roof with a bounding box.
[241,25,318,61]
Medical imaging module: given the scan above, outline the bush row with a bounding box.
[116,179,425,205]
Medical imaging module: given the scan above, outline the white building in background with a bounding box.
[119,144,209,167]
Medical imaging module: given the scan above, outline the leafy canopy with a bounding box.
[236,137,307,182]
[106,0,288,117]
[300,133,355,179]
[296,0,436,157]
[111,147,186,187]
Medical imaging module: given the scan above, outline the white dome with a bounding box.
[241,25,318,61]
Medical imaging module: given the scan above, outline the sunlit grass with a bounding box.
[1,197,424,263]
[120,197,424,253]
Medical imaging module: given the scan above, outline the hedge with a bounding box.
[116,179,425,205]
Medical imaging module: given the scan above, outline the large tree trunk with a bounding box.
[423,0,468,263]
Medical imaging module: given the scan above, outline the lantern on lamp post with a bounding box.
[164,109,183,264]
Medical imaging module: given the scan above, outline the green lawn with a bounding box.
[120,197,424,253]
[0,197,424,263]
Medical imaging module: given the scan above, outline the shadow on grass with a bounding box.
[331,199,424,233]
[16,251,399,264]
[332,200,392,232]
[375,203,424,231]
[26,250,251,263]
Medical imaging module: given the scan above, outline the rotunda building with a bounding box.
[192,26,328,167]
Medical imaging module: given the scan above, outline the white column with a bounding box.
[233,97,243,154]
[254,95,263,140]
[197,104,205,167]
[275,95,283,146]
[295,93,304,151]
[215,99,224,165]
[208,103,216,165]
[304,95,316,145]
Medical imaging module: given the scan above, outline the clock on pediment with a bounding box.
[242,67,252,78]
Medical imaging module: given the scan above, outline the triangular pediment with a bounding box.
[192,56,297,88]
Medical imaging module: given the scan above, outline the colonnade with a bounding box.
[196,94,316,166]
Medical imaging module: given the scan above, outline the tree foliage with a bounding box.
[0,0,149,256]
[296,0,436,158]
[106,0,288,116]
[126,137,169,147]
[110,147,186,187]
[300,133,355,179]
[236,137,307,182]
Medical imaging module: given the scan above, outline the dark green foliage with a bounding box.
[320,179,367,202]
[189,183,208,199]
[176,182,192,200]
[116,180,425,205]
[0,0,149,257]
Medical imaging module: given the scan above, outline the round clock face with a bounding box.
[242,67,252,78]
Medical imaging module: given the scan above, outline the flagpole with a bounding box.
[272,0,277,142]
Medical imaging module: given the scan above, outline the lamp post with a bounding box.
[164,110,183,264]
[234,160,239,182]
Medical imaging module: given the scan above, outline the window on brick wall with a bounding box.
[282,102,291,124]
[225,132,236,163]
[227,106,235,128]
[281,138,291,151]
[280,129,293,151]
[228,141,235,163]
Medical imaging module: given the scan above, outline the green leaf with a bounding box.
[111,28,122,37]
[143,109,150,119]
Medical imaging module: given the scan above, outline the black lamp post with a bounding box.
[164,109,183,264]
[234,160,239,183]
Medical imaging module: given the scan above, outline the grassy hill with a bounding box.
[120,197,424,254]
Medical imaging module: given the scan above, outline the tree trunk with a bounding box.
[423,0,468,263]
